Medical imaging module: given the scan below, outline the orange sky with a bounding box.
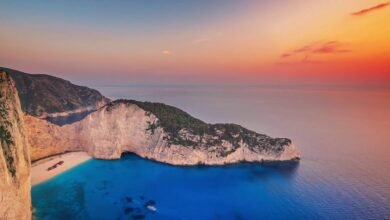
[0,1,389,85]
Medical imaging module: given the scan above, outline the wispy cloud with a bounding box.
[278,41,350,65]
[281,53,291,58]
[161,50,172,56]
[193,31,223,44]
[312,41,350,54]
[281,41,350,59]
[351,2,390,16]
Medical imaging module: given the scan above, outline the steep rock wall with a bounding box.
[0,67,110,121]
[26,102,299,165]
[0,72,31,220]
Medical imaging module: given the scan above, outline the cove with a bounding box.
[33,154,304,220]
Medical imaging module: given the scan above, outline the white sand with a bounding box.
[31,152,92,186]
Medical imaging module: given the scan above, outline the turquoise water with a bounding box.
[33,155,300,219]
[32,154,389,219]
[32,86,390,219]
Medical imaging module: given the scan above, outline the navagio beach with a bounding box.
[2,1,390,219]
[31,152,91,186]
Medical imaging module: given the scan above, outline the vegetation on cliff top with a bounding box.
[0,67,110,117]
[107,100,291,154]
[122,100,208,135]
[0,72,16,177]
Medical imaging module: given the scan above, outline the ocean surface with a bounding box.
[32,85,390,219]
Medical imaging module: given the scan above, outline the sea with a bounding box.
[32,85,390,219]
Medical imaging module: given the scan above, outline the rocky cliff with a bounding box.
[0,72,31,220]
[0,67,110,123]
[26,100,299,164]
[0,67,299,219]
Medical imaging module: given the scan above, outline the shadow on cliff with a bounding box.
[251,160,300,179]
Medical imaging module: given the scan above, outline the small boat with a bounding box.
[146,205,157,212]
[47,165,57,171]
[47,161,64,171]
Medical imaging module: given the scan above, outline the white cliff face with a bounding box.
[0,69,298,220]
[0,72,31,220]
[26,102,300,165]
[24,115,83,161]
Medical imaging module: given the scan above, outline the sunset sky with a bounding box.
[1,1,389,85]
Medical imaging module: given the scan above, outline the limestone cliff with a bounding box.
[0,67,299,165]
[0,67,298,219]
[26,100,300,164]
[0,72,31,220]
[0,67,110,124]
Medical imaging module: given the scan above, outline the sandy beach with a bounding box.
[31,152,92,186]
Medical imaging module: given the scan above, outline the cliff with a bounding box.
[0,67,300,219]
[0,67,298,165]
[0,67,110,123]
[0,72,31,219]
[26,100,299,164]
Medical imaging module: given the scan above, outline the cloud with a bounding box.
[275,59,322,66]
[193,31,223,44]
[351,2,390,16]
[280,41,350,59]
[293,44,315,53]
[312,41,350,54]
[161,50,172,56]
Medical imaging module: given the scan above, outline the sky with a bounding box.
[1,0,389,85]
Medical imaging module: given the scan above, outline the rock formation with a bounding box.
[0,72,31,220]
[0,67,300,219]
[26,100,300,164]
[0,67,110,123]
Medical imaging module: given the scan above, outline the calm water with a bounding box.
[32,86,390,219]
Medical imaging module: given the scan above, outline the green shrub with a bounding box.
[0,75,16,177]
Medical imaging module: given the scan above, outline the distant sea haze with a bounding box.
[33,85,390,219]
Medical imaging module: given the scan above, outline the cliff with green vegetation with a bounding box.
[110,100,292,155]
[0,67,298,165]
[26,100,299,164]
[0,72,31,220]
[0,67,110,121]
[0,67,299,218]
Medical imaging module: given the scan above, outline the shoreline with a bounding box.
[31,151,299,186]
[31,152,92,186]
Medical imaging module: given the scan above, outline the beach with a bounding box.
[31,152,92,186]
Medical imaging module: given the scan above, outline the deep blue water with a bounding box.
[34,155,302,220]
[32,86,390,219]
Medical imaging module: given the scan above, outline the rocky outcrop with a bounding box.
[0,67,110,122]
[0,67,299,165]
[0,72,31,220]
[26,101,300,165]
[0,67,299,219]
